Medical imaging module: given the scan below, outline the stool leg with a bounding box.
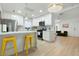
[25,39,28,55]
[13,39,18,56]
[30,37,32,48]
[23,38,26,51]
[1,40,6,56]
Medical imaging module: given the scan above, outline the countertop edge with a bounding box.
[0,31,37,36]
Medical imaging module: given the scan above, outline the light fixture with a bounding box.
[25,17,28,19]
[32,14,35,17]
[40,10,43,12]
[48,3,63,13]
[11,15,17,18]
[17,10,22,13]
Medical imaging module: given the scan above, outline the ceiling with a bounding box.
[0,3,79,19]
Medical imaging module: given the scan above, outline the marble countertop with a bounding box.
[0,31,37,36]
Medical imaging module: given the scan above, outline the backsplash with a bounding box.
[16,26,26,31]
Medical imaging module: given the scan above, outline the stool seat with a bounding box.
[3,36,16,42]
[1,36,18,56]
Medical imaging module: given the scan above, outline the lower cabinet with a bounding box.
[43,31,56,42]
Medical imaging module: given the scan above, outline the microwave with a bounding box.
[39,21,45,26]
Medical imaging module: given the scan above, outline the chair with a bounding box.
[24,34,33,55]
[1,36,18,56]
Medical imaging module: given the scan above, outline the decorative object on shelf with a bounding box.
[62,24,69,28]
[48,3,63,13]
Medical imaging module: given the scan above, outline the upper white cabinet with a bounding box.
[44,14,52,25]
[41,16,45,21]
[32,13,52,27]
[32,18,40,26]
[0,5,2,12]
[0,5,2,18]
[11,15,24,26]
[2,13,12,19]
[2,13,24,26]
[15,15,23,26]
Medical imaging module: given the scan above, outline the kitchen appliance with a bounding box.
[37,27,47,40]
[37,30,43,40]
[39,21,45,26]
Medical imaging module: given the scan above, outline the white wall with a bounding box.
[55,18,79,37]
[55,7,79,37]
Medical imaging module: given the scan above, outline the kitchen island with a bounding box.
[43,30,56,42]
[0,31,37,55]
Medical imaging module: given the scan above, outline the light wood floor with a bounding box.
[18,36,79,56]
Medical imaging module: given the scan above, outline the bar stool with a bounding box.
[0,48,1,55]
[24,34,33,55]
[1,36,18,56]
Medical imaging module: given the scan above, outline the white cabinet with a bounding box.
[43,31,56,42]
[16,16,24,26]
[41,16,45,22]
[39,17,42,21]
[11,15,24,26]
[32,18,40,26]
[1,13,12,19]
[0,5,2,18]
[32,14,52,27]
[32,19,38,26]
[44,14,52,25]
[2,13,24,26]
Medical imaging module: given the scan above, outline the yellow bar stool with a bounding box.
[1,36,18,56]
[24,34,33,55]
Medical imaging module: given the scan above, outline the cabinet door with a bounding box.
[39,17,42,22]
[11,15,23,26]
[0,5,2,18]
[33,18,39,26]
[43,31,50,41]
[45,14,52,25]
[17,16,23,26]
[41,16,45,22]
[2,13,12,19]
[2,13,24,26]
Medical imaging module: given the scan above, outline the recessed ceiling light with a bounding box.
[17,10,22,13]
[32,14,35,17]
[11,15,17,18]
[25,17,28,19]
[40,10,43,12]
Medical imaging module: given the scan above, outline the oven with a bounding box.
[37,30,43,40]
